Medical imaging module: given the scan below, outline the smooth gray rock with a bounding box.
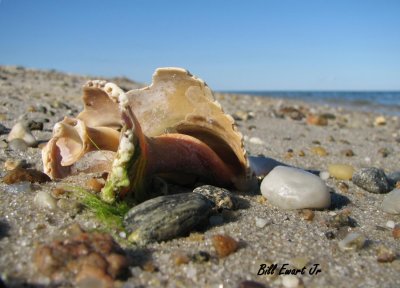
[124,193,214,245]
[8,138,28,152]
[352,168,390,194]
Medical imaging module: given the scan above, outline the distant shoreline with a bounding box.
[220,91,400,116]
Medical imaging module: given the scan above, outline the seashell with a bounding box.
[42,68,254,203]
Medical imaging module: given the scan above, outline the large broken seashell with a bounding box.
[42,68,253,203]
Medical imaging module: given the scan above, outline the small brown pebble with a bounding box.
[300,209,315,221]
[4,159,23,171]
[106,253,128,278]
[393,225,400,239]
[377,147,390,158]
[340,149,355,157]
[256,195,267,205]
[51,187,66,198]
[337,182,349,193]
[396,181,400,189]
[186,232,205,242]
[298,150,305,157]
[307,115,328,126]
[212,234,239,258]
[377,246,396,263]
[3,167,51,184]
[142,261,157,272]
[171,252,190,266]
[86,178,104,193]
[238,280,267,288]
[311,146,328,156]
[284,150,294,159]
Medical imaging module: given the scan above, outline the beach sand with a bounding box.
[0,66,399,287]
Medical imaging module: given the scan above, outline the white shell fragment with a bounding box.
[260,166,331,210]
[8,122,37,147]
[338,232,366,251]
[382,189,400,214]
[34,191,57,210]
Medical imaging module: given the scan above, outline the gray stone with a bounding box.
[193,185,237,210]
[124,193,214,245]
[387,171,400,187]
[0,123,9,135]
[8,138,29,152]
[352,168,390,194]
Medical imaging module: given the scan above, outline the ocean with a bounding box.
[225,91,400,116]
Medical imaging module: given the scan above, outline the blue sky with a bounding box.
[0,0,399,90]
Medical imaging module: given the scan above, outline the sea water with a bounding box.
[225,91,400,116]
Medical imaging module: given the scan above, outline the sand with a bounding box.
[0,66,399,288]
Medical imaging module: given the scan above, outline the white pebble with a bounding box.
[34,191,57,210]
[7,122,37,147]
[319,171,330,180]
[282,275,300,288]
[261,166,331,210]
[386,220,396,229]
[338,232,365,251]
[255,217,269,228]
[119,231,127,238]
[249,137,265,145]
[382,189,400,214]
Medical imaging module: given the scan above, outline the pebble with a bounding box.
[340,149,355,157]
[27,120,44,131]
[393,226,400,239]
[193,185,237,210]
[376,246,396,263]
[386,220,396,229]
[387,171,400,186]
[328,164,354,180]
[311,146,328,156]
[8,138,29,152]
[261,166,331,210]
[306,114,328,126]
[34,191,58,210]
[2,167,51,184]
[300,209,315,221]
[3,182,32,194]
[377,147,390,158]
[338,232,365,251]
[319,171,330,180]
[7,122,37,147]
[4,159,24,170]
[0,123,9,135]
[124,193,214,245]
[249,137,265,145]
[171,251,190,266]
[34,225,127,284]
[86,178,105,193]
[191,251,211,263]
[255,217,269,228]
[337,182,349,193]
[382,189,400,214]
[374,116,386,126]
[352,168,390,194]
[211,234,239,258]
[282,275,301,288]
